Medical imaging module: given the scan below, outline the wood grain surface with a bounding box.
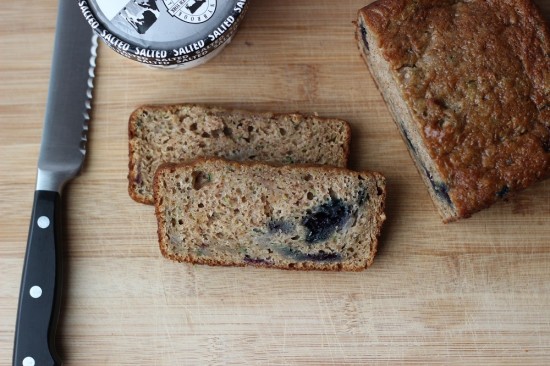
[1,1,550,364]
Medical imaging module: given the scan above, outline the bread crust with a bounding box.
[128,104,352,204]
[153,157,386,271]
[357,0,550,221]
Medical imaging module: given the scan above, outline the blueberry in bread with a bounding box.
[153,158,386,271]
[129,104,351,204]
[356,0,550,222]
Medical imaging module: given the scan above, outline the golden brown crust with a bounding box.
[153,157,386,271]
[129,104,352,204]
[359,0,408,35]
[158,251,363,272]
[359,0,550,220]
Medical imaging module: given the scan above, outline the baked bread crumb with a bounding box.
[154,158,386,271]
[129,104,351,204]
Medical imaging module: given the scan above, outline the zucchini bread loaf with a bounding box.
[154,158,386,271]
[356,0,550,222]
[129,104,351,204]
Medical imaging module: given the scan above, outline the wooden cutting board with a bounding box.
[2,1,550,364]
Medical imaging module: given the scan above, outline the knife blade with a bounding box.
[13,1,98,365]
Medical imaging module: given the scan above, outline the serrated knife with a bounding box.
[13,1,98,365]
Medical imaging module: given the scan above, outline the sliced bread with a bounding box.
[129,104,351,204]
[154,158,386,271]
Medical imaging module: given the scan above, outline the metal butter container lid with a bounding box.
[79,0,249,69]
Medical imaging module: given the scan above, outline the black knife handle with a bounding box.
[13,190,63,366]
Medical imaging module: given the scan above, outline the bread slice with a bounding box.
[129,104,351,204]
[153,158,386,271]
[356,0,550,222]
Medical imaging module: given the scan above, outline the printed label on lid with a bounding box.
[164,0,217,24]
[94,0,130,20]
[119,0,161,34]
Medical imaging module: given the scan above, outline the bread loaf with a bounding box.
[154,158,386,271]
[356,0,550,222]
[129,104,351,204]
